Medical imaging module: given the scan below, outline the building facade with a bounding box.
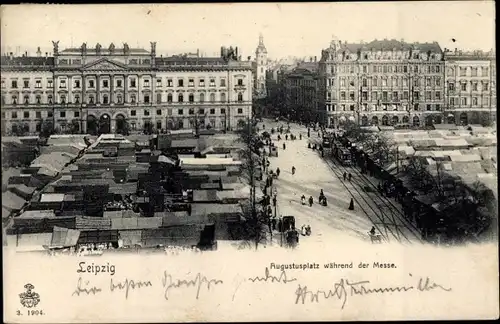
[443,49,496,125]
[319,38,445,128]
[281,61,320,123]
[1,42,253,136]
[254,34,268,99]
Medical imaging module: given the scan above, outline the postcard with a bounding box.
[1,2,498,322]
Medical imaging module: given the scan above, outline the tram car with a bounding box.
[336,148,352,166]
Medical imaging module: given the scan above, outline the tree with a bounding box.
[68,119,81,134]
[40,119,55,138]
[235,118,268,249]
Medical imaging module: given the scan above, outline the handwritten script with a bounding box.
[294,275,452,308]
[162,271,223,300]
[248,267,297,284]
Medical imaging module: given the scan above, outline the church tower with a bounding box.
[255,33,268,99]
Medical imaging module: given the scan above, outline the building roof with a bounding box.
[2,191,26,211]
[1,55,55,67]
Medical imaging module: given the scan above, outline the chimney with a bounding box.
[36,47,41,57]
[197,48,200,57]
[454,48,458,53]
[9,52,13,59]
[25,51,28,57]
[247,56,251,61]
[45,52,48,57]
[314,56,317,62]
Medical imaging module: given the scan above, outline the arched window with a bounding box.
[130,94,136,104]
[167,93,173,102]
[60,95,66,104]
[117,94,122,104]
[178,93,184,102]
[36,95,42,104]
[237,92,243,102]
[199,93,205,103]
[220,93,226,102]
[89,95,94,104]
[103,94,109,104]
[188,93,194,103]
[24,95,30,105]
[47,95,52,104]
[209,93,215,102]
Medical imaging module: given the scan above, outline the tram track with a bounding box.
[345,158,424,242]
[320,153,394,243]
[323,149,422,244]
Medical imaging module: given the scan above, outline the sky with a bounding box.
[0,2,496,60]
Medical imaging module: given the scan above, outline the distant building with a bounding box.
[319,37,446,128]
[443,48,496,126]
[1,41,253,136]
[281,59,320,123]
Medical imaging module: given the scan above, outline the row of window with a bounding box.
[1,77,246,90]
[332,76,443,88]
[2,92,246,105]
[327,90,443,101]
[329,64,442,74]
[449,97,491,106]
[325,103,443,112]
[448,81,490,91]
[448,66,490,77]
[2,107,245,120]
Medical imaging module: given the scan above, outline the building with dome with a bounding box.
[1,41,253,135]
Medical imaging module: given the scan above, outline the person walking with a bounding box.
[343,172,347,181]
[299,133,302,140]
[272,195,277,207]
[283,142,286,150]
[285,134,288,141]
[291,166,296,175]
[276,167,281,178]
[301,194,306,205]
[348,173,352,181]
[308,196,314,207]
[348,198,355,210]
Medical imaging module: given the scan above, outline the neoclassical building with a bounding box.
[1,41,253,135]
[443,49,496,125]
[318,38,446,128]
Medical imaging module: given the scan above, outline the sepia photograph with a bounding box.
[1,2,498,322]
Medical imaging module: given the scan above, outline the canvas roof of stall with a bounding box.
[18,210,57,219]
[40,193,65,202]
[2,168,21,188]
[180,157,242,166]
[5,233,53,251]
[2,207,11,219]
[433,124,460,130]
[170,138,199,148]
[192,190,219,202]
[51,226,81,247]
[2,191,26,211]
[191,203,243,217]
[46,134,88,148]
[217,188,250,201]
[8,184,36,195]
[433,138,470,147]
[449,154,483,162]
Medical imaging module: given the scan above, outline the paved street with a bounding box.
[259,119,377,246]
[259,118,423,246]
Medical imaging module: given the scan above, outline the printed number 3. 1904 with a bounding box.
[17,310,44,316]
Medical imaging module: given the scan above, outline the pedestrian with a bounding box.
[369,226,376,236]
[343,172,347,181]
[283,142,286,150]
[348,198,354,210]
[276,167,280,177]
[272,195,277,207]
[278,218,283,232]
[299,133,302,140]
[285,134,288,141]
[292,166,296,175]
[301,194,306,205]
[348,173,352,181]
[308,196,314,207]
[272,216,277,231]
